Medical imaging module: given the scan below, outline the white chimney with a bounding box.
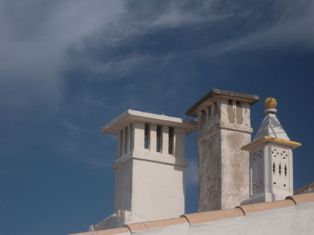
[242,97,301,204]
[101,109,194,228]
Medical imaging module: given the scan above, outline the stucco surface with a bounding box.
[198,128,221,211]
[197,96,253,211]
[132,158,185,220]
[220,129,250,209]
[115,159,133,212]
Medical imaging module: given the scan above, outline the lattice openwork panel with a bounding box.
[271,146,290,192]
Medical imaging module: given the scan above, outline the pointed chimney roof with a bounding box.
[254,97,289,141]
[242,97,301,151]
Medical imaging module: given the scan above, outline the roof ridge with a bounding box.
[69,192,314,235]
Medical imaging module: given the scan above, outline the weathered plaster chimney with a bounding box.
[186,89,259,211]
[100,109,194,229]
[242,97,301,204]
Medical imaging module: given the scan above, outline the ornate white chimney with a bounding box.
[242,97,301,204]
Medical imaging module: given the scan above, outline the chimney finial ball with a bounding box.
[264,97,277,110]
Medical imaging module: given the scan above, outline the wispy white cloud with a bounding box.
[74,53,153,80]
[0,0,124,117]
[61,136,111,170]
[70,0,314,83]
[214,1,314,52]
[1,0,314,120]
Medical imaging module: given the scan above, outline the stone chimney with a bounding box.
[242,97,301,204]
[186,89,259,211]
[100,109,194,229]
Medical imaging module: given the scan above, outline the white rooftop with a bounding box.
[70,193,314,235]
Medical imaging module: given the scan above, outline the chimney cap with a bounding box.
[102,109,195,135]
[186,89,259,116]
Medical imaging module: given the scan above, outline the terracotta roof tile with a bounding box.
[286,193,314,205]
[126,217,187,233]
[237,199,295,215]
[181,208,244,225]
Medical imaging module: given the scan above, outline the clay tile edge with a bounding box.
[69,227,130,235]
[181,208,244,225]
[237,199,295,215]
[126,217,187,233]
[286,192,314,205]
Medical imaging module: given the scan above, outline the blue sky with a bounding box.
[1,1,314,234]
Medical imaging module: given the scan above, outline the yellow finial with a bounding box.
[264,97,277,110]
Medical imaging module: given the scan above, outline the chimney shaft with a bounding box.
[186,89,259,211]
